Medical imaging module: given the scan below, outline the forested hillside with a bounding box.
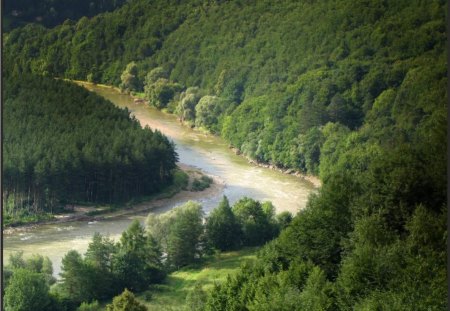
[200,60,447,309]
[3,73,177,225]
[4,0,446,175]
[2,0,447,309]
[3,0,127,31]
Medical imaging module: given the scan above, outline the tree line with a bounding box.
[3,197,291,310]
[3,72,178,226]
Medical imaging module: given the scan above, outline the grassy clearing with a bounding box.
[138,247,258,310]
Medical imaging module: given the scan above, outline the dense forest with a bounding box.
[3,197,290,310]
[2,0,447,309]
[4,0,446,175]
[3,0,127,31]
[3,73,177,225]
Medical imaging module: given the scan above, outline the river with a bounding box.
[3,83,316,276]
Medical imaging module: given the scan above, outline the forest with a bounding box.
[2,0,447,310]
[3,73,177,226]
[3,0,127,31]
[3,0,446,175]
[3,197,291,310]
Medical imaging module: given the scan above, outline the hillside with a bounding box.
[4,0,446,175]
[3,73,178,225]
[3,0,127,31]
[2,0,447,309]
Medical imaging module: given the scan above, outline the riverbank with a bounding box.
[3,164,224,235]
[229,147,322,188]
[73,80,321,189]
[128,96,321,189]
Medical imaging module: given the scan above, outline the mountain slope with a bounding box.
[4,0,446,175]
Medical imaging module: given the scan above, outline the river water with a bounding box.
[3,83,315,276]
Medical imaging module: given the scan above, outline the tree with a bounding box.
[299,126,325,175]
[8,251,26,269]
[105,289,147,311]
[147,201,205,269]
[232,198,275,246]
[195,95,228,133]
[42,256,53,275]
[59,250,93,303]
[85,232,116,271]
[166,201,204,268]
[205,196,242,251]
[120,62,139,93]
[276,211,293,231]
[176,87,201,123]
[3,269,51,311]
[145,67,168,85]
[114,220,164,292]
[145,78,182,109]
[84,233,117,299]
[25,254,44,273]
[298,266,333,310]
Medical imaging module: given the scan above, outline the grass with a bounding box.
[138,247,258,310]
[131,91,146,99]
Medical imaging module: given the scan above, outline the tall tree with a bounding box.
[3,269,51,311]
[205,196,242,251]
[114,220,164,291]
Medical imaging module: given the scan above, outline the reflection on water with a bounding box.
[3,83,316,276]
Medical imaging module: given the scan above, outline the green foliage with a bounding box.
[275,211,293,231]
[56,224,165,306]
[3,73,177,223]
[138,247,257,310]
[205,196,242,251]
[191,175,213,191]
[176,87,202,124]
[77,300,101,311]
[83,233,118,299]
[298,266,334,310]
[185,283,207,311]
[166,202,205,268]
[5,0,445,175]
[120,62,140,93]
[4,0,127,31]
[147,201,205,269]
[232,197,278,247]
[195,96,231,134]
[3,0,447,309]
[106,289,147,311]
[60,250,93,304]
[3,269,51,311]
[202,20,446,306]
[299,127,325,175]
[114,220,165,292]
[5,252,56,289]
[8,251,26,269]
[144,67,183,109]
